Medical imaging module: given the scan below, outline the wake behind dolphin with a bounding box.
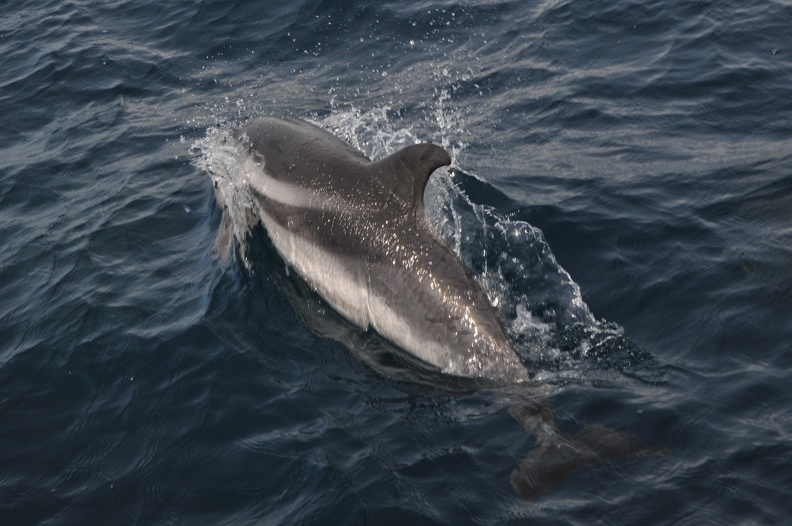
[200,114,664,499]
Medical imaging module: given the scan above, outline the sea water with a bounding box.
[1,0,791,523]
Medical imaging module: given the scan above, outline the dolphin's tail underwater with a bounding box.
[507,403,669,500]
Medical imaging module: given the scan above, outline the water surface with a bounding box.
[1,0,791,524]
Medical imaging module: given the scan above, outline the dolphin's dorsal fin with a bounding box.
[371,144,451,216]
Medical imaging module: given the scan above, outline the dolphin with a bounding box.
[232,116,528,383]
[218,116,666,499]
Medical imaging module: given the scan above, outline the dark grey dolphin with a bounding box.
[224,116,666,499]
[233,116,527,383]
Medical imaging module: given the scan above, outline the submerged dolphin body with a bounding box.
[219,116,664,499]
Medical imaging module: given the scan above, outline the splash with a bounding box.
[192,126,257,269]
[311,90,467,164]
[311,107,418,162]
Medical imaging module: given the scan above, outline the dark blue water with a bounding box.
[2,0,791,523]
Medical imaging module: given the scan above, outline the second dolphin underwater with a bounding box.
[214,116,663,499]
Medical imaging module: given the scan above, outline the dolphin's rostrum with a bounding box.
[218,116,665,500]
